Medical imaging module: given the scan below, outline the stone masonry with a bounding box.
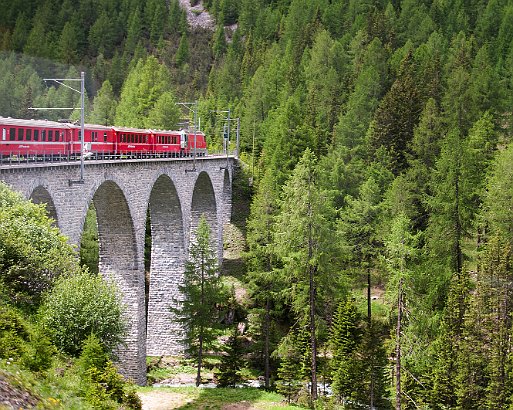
[0,156,234,385]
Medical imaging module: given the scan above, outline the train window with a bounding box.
[42,130,46,141]
[48,130,53,141]
[172,136,177,144]
[78,130,81,141]
[2,128,5,141]
[103,132,107,142]
[18,128,24,141]
[9,128,15,141]
[26,129,31,141]
[131,134,135,143]
[55,131,60,142]
[34,129,39,141]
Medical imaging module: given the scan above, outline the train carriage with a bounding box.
[114,126,152,159]
[185,130,207,156]
[0,117,70,161]
[74,124,117,159]
[151,129,183,157]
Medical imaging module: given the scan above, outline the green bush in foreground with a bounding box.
[39,270,127,357]
[0,305,55,372]
[0,182,79,308]
[78,335,141,410]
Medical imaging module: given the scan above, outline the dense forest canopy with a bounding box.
[3,0,513,408]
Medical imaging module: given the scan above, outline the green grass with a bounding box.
[137,386,308,409]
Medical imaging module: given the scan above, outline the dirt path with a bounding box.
[138,390,191,410]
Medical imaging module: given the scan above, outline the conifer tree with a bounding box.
[245,167,283,389]
[274,149,337,400]
[89,80,117,126]
[216,326,244,388]
[276,325,311,403]
[330,298,363,404]
[369,50,422,174]
[175,215,223,387]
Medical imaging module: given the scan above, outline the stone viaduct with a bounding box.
[0,156,235,385]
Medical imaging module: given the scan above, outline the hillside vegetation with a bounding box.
[2,0,513,408]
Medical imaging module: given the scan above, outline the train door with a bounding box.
[180,130,187,149]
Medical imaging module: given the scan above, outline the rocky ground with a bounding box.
[0,373,39,409]
[178,0,215,30]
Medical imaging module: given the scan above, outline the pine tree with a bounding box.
[175,32,189,68]
[276,325,311,403]
[369,50,422,174]
[175,215,223,387]
[330,299,363,404]
[216,326,244,388]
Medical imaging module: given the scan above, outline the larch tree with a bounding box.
[274,148,337,401]
[245,166,283,389]
[115,56,180,129]
[89,80,117,126]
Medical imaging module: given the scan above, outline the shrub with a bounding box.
[0,182,79,308]
[78,336,141,410]
[0,306,55,372]
[39,270,127,357]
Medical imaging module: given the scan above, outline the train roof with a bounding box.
[0,116,72,128]
[83,123,114,130]
[112,126,151,133]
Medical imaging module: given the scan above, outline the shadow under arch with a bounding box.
[29,185,58,226]
[92,180,146,385]
[222,168,232,225]
[146,174,185,356]
[190,171,218,259]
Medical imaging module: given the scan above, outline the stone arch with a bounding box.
[29,185,58,225]
[222,168,232,225]
[146,174,186,356]
[91,180,146,385]
[190,171,219,260]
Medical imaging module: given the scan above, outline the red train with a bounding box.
[0,117,207,161]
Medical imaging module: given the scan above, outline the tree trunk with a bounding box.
[367,268,372,321]
[310,265,318,400]
[196,329,203,387]
[196,253,205,387]
[396,278,403,410]
[264,296,270,389]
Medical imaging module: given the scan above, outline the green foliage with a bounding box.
[175,215,224,385]
[39,270,126,357]
[330,299,363,402]
[80,203,99,274]
[216,326,245,387]
[115,56,180,128]
[78,335,141,409]
[0,182,79,308]
[89,80,117,126]
[0,305,55,373]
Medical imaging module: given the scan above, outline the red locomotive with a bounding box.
[0,116,207,161]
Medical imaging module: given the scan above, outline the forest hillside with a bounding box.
[2,0,513,408]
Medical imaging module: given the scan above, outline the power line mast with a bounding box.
[29,72,86,184]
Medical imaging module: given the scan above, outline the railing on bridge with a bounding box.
[0,150,237,168]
